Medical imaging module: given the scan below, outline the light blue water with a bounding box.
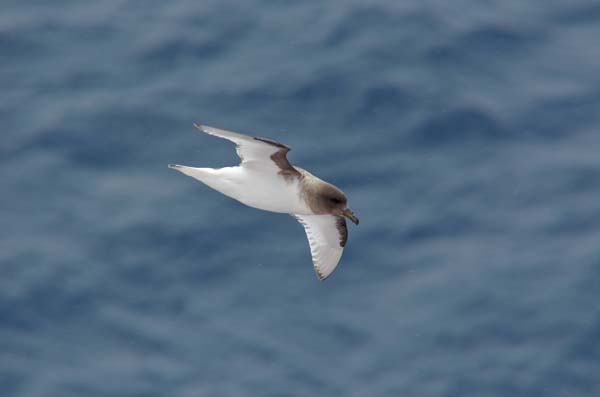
[2,1,600,396]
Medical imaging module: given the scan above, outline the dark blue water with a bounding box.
[2,1,600,396]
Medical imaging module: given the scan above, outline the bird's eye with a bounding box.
[330,197,342,204]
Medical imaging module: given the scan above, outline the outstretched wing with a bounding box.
[293,214,348,280]
[195,124,299,179]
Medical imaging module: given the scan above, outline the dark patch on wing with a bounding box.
[336,216,348,247]
[254,136,299,182]
[254,136,290,150]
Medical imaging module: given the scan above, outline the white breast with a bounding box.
[214,166,312,215]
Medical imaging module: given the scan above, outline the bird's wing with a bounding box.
[195,124,299,179]
[293,214,348,280]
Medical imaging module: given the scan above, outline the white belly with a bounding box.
[202,166,311,214]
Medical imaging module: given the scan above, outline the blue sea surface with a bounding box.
[2,1,600,396]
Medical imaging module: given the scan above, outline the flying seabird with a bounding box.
[169,124,359,280]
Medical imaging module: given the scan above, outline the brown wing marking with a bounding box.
[254,136,300,182]
[336,216,348,247]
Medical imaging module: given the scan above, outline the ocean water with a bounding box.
[2,1,600,396]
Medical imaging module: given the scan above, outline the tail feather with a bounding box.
[168,164,236,196]
[169,164,212,180]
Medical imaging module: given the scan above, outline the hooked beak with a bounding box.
[342,208,359,225]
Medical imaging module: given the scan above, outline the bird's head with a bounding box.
[318,184,359,225]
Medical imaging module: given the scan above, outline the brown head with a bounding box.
[309,182,359,225]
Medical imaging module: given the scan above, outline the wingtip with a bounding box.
[168,164,181,169]
[193,123,208,132]
[315,269,329,281]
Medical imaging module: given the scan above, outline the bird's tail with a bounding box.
[168,164,235,197]
[168,164,214,183]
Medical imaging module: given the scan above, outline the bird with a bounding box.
[169,124,359,280]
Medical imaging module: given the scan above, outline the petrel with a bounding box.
[169,124,359,280]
